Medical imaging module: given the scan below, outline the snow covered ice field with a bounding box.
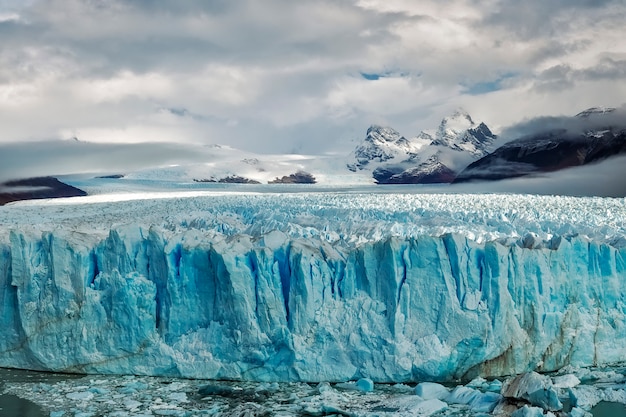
[1,185,626,416]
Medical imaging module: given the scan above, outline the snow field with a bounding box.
[2,192,625,247]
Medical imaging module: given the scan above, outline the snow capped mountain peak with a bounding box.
[364,125,403,143]
[436,109,475,144]
[432,109,496,157]
[575,106,616,118]
[349,125,421,171]
[439,108,475,132]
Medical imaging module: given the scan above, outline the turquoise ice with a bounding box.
[0,192,625,382]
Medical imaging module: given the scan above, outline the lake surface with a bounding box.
[0,368,82,417]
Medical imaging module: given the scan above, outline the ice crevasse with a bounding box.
[0,193,626,382]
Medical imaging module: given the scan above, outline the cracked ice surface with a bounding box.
[0,192,625,382]
[1,192,625,246]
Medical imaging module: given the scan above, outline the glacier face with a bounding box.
[1,192,625,382]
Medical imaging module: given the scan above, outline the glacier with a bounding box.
[1,191,625,383]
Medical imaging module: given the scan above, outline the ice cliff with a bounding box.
[1,193,625,382]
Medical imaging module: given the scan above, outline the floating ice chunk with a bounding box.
[89,387,109,395]
[527,388,562,412]
[502,372,550,398]
[391,383,414,393]
[571,385,626,411]
[414,382,449,400]
[576,369,626,384]
[487,379,503,393]
[167,392,188,403]
[446,386,502,412]
[336,378,374,392]
[124,399,143,410]
[410,398,448,415]
[392,396,448,416]
[198,384,236,397]
[569,407,593,417]
[65,391,94,401]
[317,382,332,394]
[152,410,186,417]
[466,376,488,389]
[511,405,550,416]
[552,374,581,389]
[567,386,602,410]
[356,378,374,392]
[502,372,562,411]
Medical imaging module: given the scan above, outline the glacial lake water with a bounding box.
[0,368,82,417]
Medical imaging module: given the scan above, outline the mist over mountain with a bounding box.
[455,106,626,183]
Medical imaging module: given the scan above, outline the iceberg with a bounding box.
[0,192,625,382]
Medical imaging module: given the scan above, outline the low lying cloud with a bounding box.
[498,104,626,142]
[431,154,625,197]
[0,140,212,183]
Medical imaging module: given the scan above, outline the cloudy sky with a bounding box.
[0,0,625,155]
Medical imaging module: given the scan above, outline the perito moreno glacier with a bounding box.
[0,191,625,383]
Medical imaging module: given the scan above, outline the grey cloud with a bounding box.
[581,58,626,80]
[531,59,626,92]
[17,0,404,75]
[526,40,591,66]
[482,0,623,40]
[531,64,575,92]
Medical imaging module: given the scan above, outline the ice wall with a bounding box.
[1,225,625,382]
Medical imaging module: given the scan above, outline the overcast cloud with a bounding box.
[0,0,625,156]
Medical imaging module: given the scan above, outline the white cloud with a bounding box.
[74,71,173,104]
[0,0,623,157]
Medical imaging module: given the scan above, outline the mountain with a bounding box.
[347,109,497,184]
[431,110,497,157]
[347,125,428,171]
[455,107,626,183]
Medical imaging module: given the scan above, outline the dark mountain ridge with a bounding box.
[0,177,87,205]
[455,107,626,183]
